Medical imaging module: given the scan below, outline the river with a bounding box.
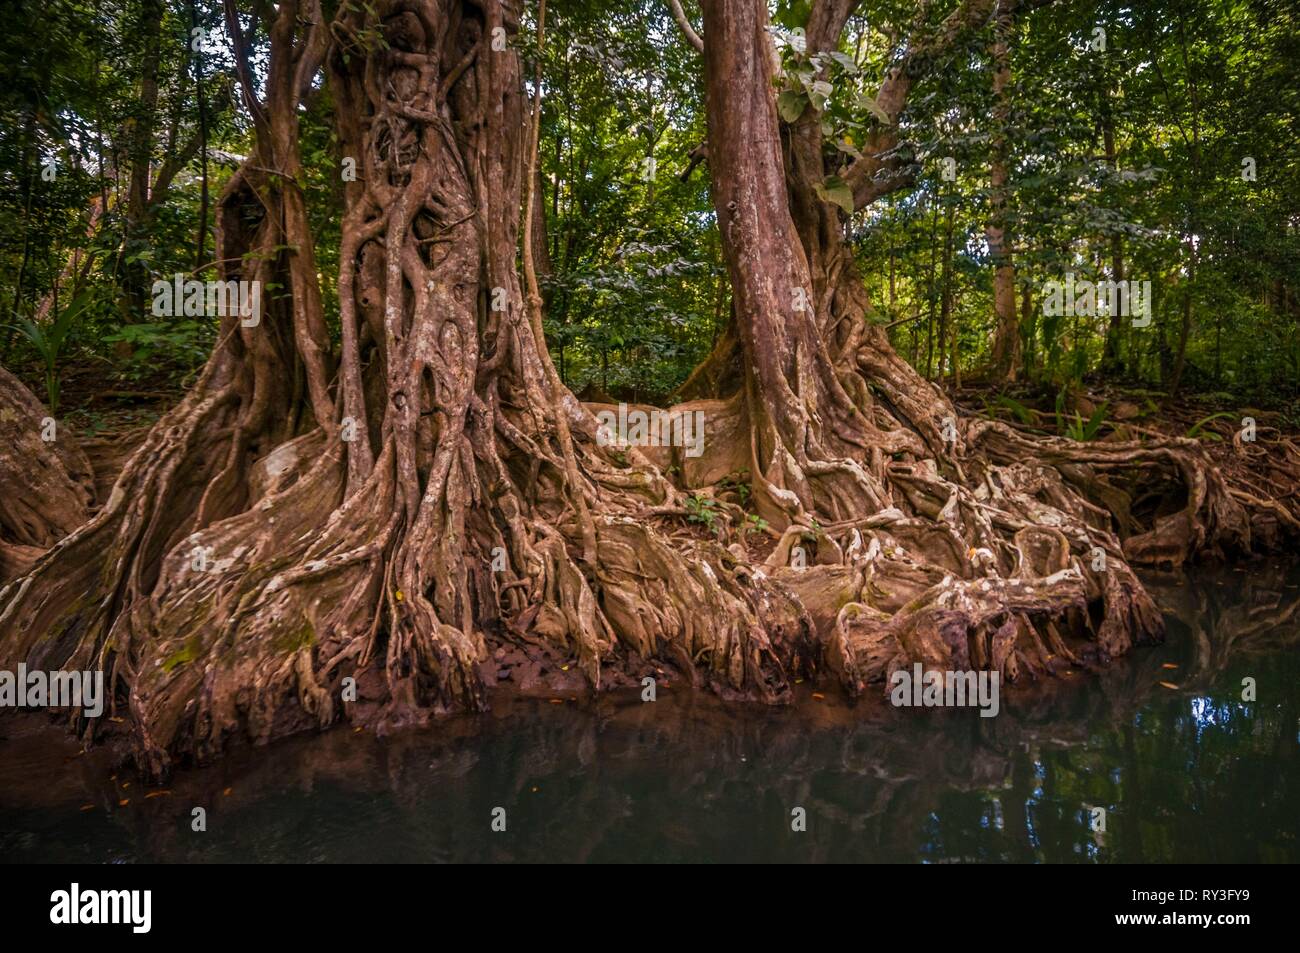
[2,560,1297,862]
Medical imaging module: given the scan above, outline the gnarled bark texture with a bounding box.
[0,0,1294,780]
[0,0,806,778]
[0,367,94,582]
[690,0,1290,696]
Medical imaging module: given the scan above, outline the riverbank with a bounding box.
[1,560,1297,862]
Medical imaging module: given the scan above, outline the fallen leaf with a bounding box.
[1162,663,1179,669]
[812,692,825,700]
[79,804,94,812]
[145,790,171,799]
[223,787,232,796]
[118,798,129,807]
[1159,681,1180,690]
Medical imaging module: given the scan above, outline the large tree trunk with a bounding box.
[704,0,1262,563]
[696,0,1272,698]
[0,0,807,778]
[0,0,1289,780]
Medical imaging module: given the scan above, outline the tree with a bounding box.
[1,0,812,777]
[986,0,1020,383]
[693,0,1269,688]
[0,0,1290,779]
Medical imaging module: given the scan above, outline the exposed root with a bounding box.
[2,0,1296,782]
[0,366,94,581]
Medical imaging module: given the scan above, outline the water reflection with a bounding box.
[1,562,1297,863]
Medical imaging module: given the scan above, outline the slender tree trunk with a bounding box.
[1020,278,1036,377]
[987,0,1019,383]
[1169,268,1194,399]
[941,202,956,386]
[925,191,940,379]
[1098,73,1128,377]
[119,0,165,320]
[190,0,211,270]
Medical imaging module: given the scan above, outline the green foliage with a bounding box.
[103,319,212,373]
[684,493,719,533]
[857,0,1299,401]
[1056,394,1108,442]
[6,288,91,412]
[814,175,855,215]
[718,470,752,508]
[1186,411,1235,441]
[0,0,1296,423]
[992,394,1037,426]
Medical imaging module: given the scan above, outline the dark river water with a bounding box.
[2,561,1298,863]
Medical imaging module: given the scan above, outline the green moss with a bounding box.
[274,619,315,654]
[162,635,203,673]
[834,585,861,611]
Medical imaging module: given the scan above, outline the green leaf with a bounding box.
[1083,402,1108,440]
[1186,411,1234,439]
[858,92,891,126]
[808,79,832,111]
[777,91,809,123]
[995,394,1036,425]
[833,138,863,159]
[829,51,857,73]
[814,175,854,215]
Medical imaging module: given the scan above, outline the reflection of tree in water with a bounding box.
[920,561,1300,863]
[4,563,1297,862]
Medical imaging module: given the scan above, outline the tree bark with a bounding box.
[0,0,805,777]
[0,367,94,582]
[0,0,1288,780]
[1098,80,1126,377]
[987,0,1020,384]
